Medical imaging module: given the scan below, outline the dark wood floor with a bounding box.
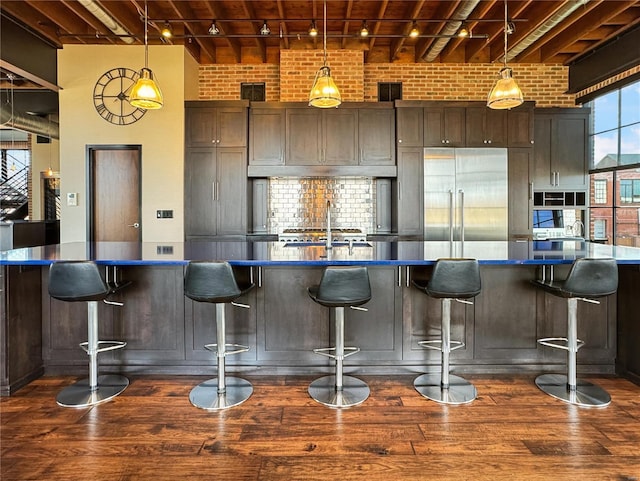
[1,374,640,480]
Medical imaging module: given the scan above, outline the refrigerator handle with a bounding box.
[448,190,454,243]
[459,189,465,244]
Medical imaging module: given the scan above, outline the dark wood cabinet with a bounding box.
[533,108,589,190]
[395,147,423,236]
[358,107,395,165]
[185,102,249,238]
[396,107,423,147]
[424,106,465,147]
[507,103,535,148]
[375,178,392,233]
[249,107,285,165]
[286,108,358,165]
[185,147,247,237]
[465,106,507,147]
[1,266,43,395]
[508,148,533,239]
[251,178,268,233]
[185,103,248,148]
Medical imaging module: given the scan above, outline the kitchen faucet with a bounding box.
[573,220,585,238]
[326,200,332,249]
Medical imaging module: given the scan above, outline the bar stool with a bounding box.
[48,261,130,408]
[308,266,371,408]
[411,259,481,405]
[184,261,255,410]
[532,258,618,407]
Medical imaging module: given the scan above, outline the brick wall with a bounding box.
[199,50,575,107]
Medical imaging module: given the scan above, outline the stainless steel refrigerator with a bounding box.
[424,148,508,241]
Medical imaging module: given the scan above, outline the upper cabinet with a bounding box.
[396,101,535,149]
[533,108,589,190]
[424,105,466,147]
[465,107,507,147]
[358,107,396,165]
[185,101,248,148]
[249,106,285,165]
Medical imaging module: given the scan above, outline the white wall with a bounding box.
[58,44,186,242]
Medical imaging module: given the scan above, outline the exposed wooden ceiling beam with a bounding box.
[390,0,426,62]
[0,1,62,48]
[239,0,267,63]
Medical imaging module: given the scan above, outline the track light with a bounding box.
[308,20,318,37]
[208,21,220,35]
[458,23,469,38]
[260,20,271,35]
[409,22,419,38]
[161,21,172,38]
[360,21,369,37]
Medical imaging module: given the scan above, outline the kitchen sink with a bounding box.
[282,241,372,248]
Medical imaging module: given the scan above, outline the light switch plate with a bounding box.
[66,192,77,206]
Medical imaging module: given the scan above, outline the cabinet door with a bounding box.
[252,178,268,233]
[257,267,328,362]
[553,115,588,188]
[375,178,392,233]
[508,148,532,238]
[466,107,507,147]
[396,107,423,146]
[186,108,217,147]
[324,109,358,165]
[396,147,423,236]
[507,105,534,147]
[424,107,465,146]
[185,148,217,236]
[217,107,248,148]
[286,109,321,165]
[249,108,285,165]
[533,116,554,189]
[216,148,247,235]
[359,108,395,165]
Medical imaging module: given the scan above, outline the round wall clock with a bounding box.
[93,67,147,125]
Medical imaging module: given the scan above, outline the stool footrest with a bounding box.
[204,343,250,356]
[313,346,360,360]
[79,340,126,354]
[417,339,465,352]
[537,337,584,352]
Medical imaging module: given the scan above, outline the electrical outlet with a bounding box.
[156,245,174,255]
[156,210,173,219]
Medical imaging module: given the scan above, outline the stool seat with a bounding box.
[532,258,618,407]
[412,259,480,405]
[308,266,371,408]
[185,261,255,411]
[49,261,129,408]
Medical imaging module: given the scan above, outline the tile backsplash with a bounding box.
[269,177,375,233]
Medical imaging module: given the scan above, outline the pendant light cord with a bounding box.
[143,0,149,68]
[322,0,327,66]
[502,0,508,68]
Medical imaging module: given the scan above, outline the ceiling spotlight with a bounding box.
[360,21,369,38]
[160,21,172,38]
[308,20,318,37]
[457,23,469,38]
[506,21,516,35]
[409,22,420,38]
[260,20,271,35]
[208,20,220,35]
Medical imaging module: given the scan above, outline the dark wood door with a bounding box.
[395,147,423,236]
[185,148,217,237]
[359,108,395,165]
[90,147,141,242]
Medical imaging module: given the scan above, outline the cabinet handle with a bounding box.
[398,139,403,144]
[441,140,446,144]
[212,182,216,201]
[550,172,555,186]
[556,172,560,186]
[398,181,401,201]
[529,182,533,200]
[216,181,220,200]
[406,266,410,288]
[487,140,492,144]
[397,266,402,287]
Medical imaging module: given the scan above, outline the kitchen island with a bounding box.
[2,240,640,395]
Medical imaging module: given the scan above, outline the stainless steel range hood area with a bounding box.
[424,148,508,241]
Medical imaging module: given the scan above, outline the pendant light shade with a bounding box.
[129,67,163,109]
[487,67,524,110]
[309,66,341,108]
[487,0,523,110]
[129,0,163,110]
[309,0,341,108]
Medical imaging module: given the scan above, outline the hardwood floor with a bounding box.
[1,374,639,480]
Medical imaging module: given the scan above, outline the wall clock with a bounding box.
[93,67,147,125]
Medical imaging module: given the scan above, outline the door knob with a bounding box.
[128,222,140,228]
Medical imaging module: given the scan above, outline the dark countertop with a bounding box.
[2,240,640,266]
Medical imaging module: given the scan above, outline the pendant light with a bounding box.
[129,0,163,110]
[308,0,341,108]
[487,0,524,110]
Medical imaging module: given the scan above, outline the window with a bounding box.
[594,179,607,204]
[241,83,266,101]
[588,79,640,246]
[378,82,402,102]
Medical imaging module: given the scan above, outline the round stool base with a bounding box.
[414,373,477,405]
[56,374,129,408]
[535,374,611,407]
[308,375,369,408]
[189,377,253,411]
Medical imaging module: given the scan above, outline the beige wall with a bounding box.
[58,44,186,242]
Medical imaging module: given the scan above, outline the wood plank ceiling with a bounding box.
[2,0,639,67]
